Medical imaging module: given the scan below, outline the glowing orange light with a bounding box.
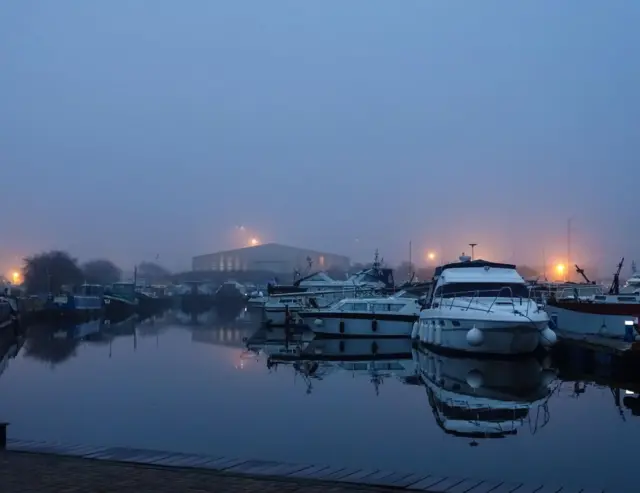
[427,252,436,261]
[11,271,21,284]
[249,238,259,246]
[556,264,565,274]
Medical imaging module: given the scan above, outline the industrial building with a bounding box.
[192,243,350,274]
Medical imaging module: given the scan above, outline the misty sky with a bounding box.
[2,1,639,273]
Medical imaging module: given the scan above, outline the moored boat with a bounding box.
[299,294,421,338]
[104,282,138,318]
[43,284,104,320]
[414,255,556,355]
[544,259,640,342]
[262,250,396,326]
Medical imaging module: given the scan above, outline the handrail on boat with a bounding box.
[487,286,514,313]
[434,286,536,314]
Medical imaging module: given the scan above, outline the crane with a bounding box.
[574,264,593,284]
[609,258,625,295]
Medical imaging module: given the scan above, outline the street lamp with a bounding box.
[427,252,436,261]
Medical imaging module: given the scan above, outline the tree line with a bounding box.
[20,250,171,295]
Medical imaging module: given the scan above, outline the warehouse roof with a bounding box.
[193,242,349,260]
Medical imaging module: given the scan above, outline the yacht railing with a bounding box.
[530,284,607,304]
[436,287,536,315]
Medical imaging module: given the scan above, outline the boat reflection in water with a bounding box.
[170,305,257,328]
[245,326,316,359]
[252,334,417,395]
[0,327,25,379]
[249,329,559,411]
[415,347,557,442]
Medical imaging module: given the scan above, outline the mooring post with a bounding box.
[0,422,8,449]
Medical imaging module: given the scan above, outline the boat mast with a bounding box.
[409,240,413,279]
[469,243,477,261]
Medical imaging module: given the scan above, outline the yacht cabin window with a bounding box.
[339,302,369,311]
[373,303,405,312]
[434,282,529,298]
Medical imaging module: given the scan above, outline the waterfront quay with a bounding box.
[1,450,394,493]
[2,439,614,493]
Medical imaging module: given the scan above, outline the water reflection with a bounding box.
[414,349,555,442]
[16,305,254,366]
[2,310,640,490]
[259,337,416,396]
[0,328,24,379]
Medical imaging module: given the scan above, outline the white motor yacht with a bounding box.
[622,273,640,294]
[413,255,556,355]
[299,293,421,338]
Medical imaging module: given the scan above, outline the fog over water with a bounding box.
[2,1,639,273]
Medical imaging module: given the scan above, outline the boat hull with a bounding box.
[301,313,416,338]
[416,315,547,355]
[545,302,640,340]
[104,295,137,320]
[264,306,302,326]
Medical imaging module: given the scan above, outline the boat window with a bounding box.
[438,403,528,421]
[371,303,406,312]
[617,296,637,302]
[112,283,134,297]
[340,303,354,311]
[352,303,368,311]
[377,303,405,312]
[434,282,529,298]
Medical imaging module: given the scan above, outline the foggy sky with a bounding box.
[2,1,639,273]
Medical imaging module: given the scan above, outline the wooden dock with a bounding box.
[3,438,616,492]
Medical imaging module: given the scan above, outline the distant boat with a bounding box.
[135,285,171,313]
[213,281,247,306]
[104,282,138,318]
[44,284,104,319]
[0,297,16,330]
[299,294,421,338]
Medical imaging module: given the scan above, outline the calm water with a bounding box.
[1,308,638,491]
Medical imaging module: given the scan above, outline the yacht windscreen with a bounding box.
[435,282,529,298]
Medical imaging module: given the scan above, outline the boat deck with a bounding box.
[2,439,613,492]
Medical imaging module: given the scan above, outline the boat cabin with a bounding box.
[330,297,417,314]
[430,258,529,300]
[75,284,104,297]
[109,282,136,301]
